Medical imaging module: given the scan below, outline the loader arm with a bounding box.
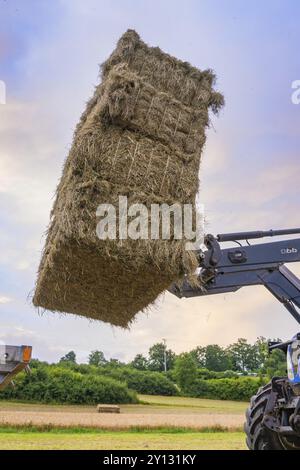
[169,228,300,324]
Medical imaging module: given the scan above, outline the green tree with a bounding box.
[148,342,175,372]
[59,351,76,364]
[108,358,124,367]
[189,346,206,368]
[227,339,259,373]
[174,353,197,394]
[262,349,286,378]
[255,337,284,374]
[255,336,269,370]
[88,350,107,367]
[131,354,148,370]
[204,344,231,371]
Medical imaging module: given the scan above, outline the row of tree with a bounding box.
[59,336,286,377]
[10,336,285,404]
[130,337,286,376]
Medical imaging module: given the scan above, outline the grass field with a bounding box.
[0,428,246,450]
[0,395,248,450]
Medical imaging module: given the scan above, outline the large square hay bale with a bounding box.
[33,30,224,327]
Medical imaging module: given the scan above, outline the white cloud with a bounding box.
[0,296,12,304]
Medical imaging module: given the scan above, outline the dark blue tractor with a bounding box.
[170,228,300,450]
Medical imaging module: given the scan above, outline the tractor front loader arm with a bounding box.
[169,228,300,324]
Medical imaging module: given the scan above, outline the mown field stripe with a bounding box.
[0,424,244,434]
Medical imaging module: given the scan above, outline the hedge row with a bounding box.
[100,367,178,396]
[197,369,240,380]
[0,363,265,404]
[0,366,138,404]
[189,377,266,401]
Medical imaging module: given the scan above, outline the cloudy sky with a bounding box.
[0,0,299,363]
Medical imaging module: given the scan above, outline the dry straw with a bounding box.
[33,30,224,327]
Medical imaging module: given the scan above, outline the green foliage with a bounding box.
[190,377,266,401]
[59,351,76,364]
[262,349,286,378]
[189,342,257,373]
[197,369,239,380]
[148,342,175,372]
[101,367,177,396]
[189,338,274,374]
[107,358,125,367]
[227,338,260,373]
[174,354,197,394]
[189,347,206,368]
[131,354,148,370]
[0,366,137,404]
[88,350,107,367]
[204,345,232,371]
[0,337,289,405]
[255,336,269,369]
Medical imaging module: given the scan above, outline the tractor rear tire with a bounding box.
[245,382,284,450]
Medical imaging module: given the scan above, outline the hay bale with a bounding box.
[33,30,224,327]
[99,65,209,155]
[97,404,120,413]
[102,30,223,110]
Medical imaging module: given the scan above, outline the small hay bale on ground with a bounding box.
[97,404,120,414]
[33,30,224,327]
